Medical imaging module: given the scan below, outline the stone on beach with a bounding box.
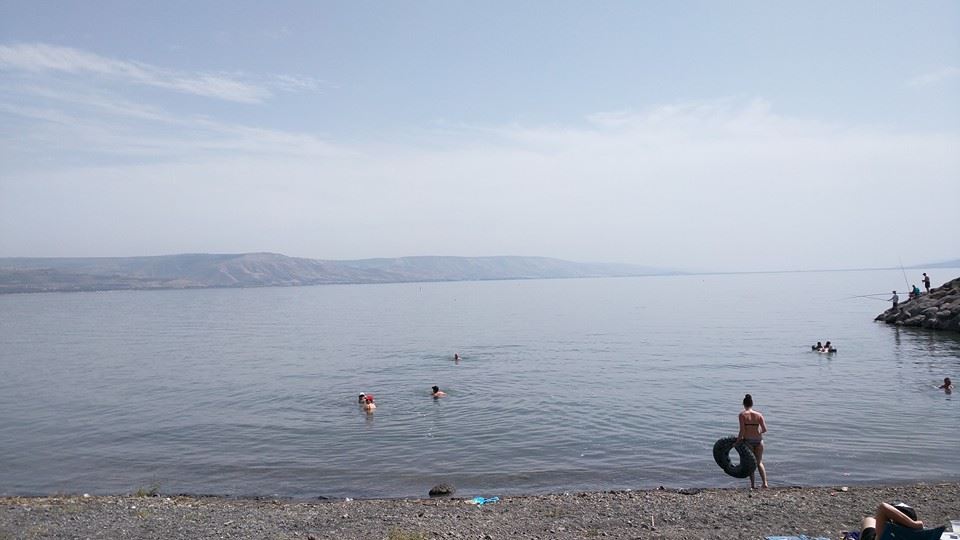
[429,483,456,497]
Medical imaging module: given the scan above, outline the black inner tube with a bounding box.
[713,436,757,479]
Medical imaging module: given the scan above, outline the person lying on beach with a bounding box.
[855,502,923,540]
[939,377,954,393]
[362,395,376,412]
[431,386,447,398]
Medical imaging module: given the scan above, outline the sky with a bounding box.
[1,1,958,272]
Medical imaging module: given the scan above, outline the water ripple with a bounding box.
[1,270,959,497]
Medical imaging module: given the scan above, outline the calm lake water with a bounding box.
[1,270,958,499]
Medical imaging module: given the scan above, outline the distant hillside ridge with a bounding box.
[0,253,677,294]
[914,259,960,269]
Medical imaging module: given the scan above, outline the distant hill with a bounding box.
[914,259,960,269]
[0,253,676,294]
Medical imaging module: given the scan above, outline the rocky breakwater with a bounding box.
[875,276,960,332]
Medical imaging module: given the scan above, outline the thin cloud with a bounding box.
[0,83,344,161]
[2,96,957,271]
[0,42,324,103]
[906,66,960,88]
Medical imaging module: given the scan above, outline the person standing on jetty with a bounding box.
[888,290,899,310]
[923,272,931,293]
[736,394,768,489]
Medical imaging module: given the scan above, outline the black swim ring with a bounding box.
[713,436,757,479]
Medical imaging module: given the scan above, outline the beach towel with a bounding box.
[468,496,499,505]
[879,523,946,540]
[841,524,950,540]
[764,535,830,540]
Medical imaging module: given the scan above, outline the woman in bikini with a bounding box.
[736,393,768,489]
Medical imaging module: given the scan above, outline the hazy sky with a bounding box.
[1,1,958,272]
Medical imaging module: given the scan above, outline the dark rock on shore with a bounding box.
[429,484,456,497]
[875,277,960,332]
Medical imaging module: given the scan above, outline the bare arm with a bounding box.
[874,503,923,539]
[758,413,768,435]
[736,412,746,442]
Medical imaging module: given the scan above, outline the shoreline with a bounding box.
[3,482,958,539]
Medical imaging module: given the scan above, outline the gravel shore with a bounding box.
[2,483,957,539]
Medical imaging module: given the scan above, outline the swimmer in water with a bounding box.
[454,353,460,361]
[362,394,376,412]
[358,393,366,404]
[938,377,953,394]
[431,385,447,398]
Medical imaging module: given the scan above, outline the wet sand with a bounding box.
[2,483,958,539]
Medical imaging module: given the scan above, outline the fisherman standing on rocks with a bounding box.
[888,290,899,310]
[923,273,931,293]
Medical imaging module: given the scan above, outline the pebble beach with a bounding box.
[2,483,958,540]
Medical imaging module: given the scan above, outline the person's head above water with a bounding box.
[432,386,440,393]
[743,394,753,408]
[945,377,953,386]
[358,393,366,403]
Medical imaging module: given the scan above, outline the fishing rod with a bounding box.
[844,293,894,299]
[898,257,911,290]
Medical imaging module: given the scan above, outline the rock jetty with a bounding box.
[875,276,960,332]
